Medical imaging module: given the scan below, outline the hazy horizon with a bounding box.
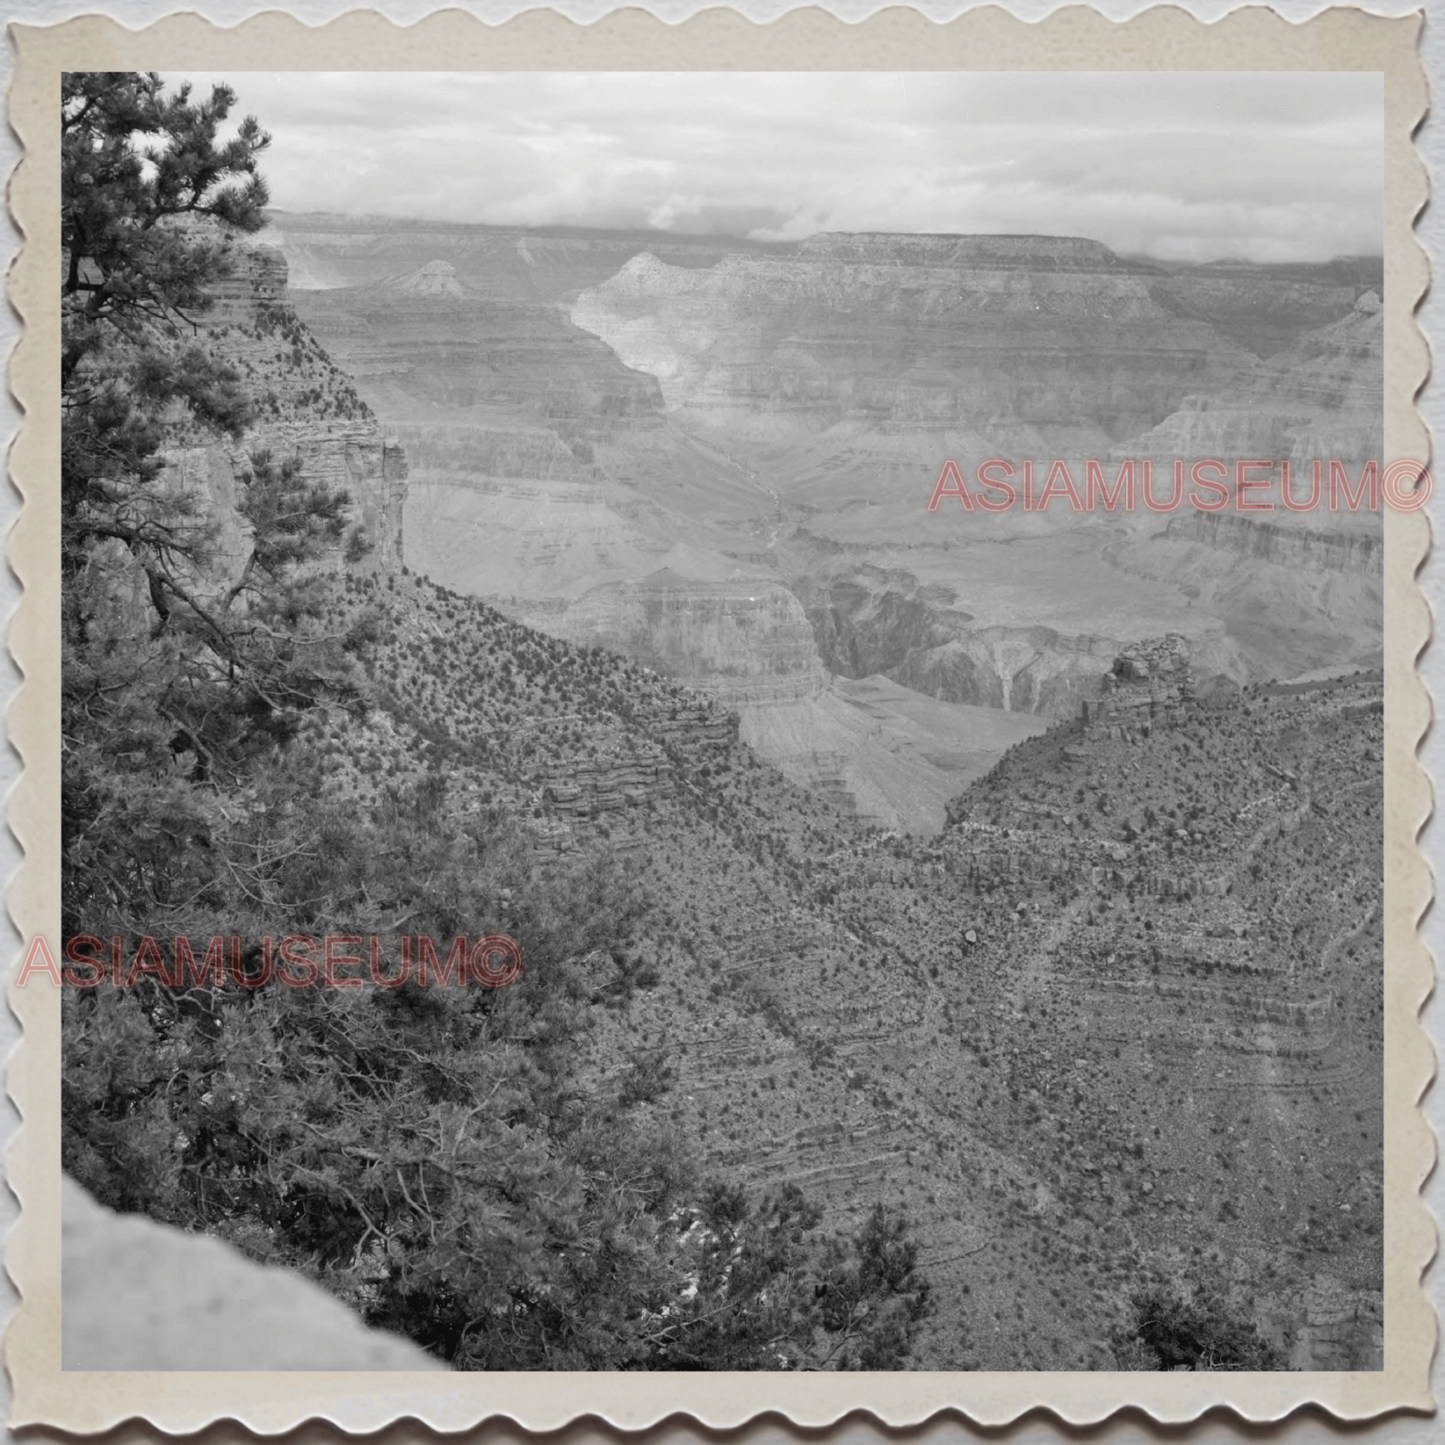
[171,71,1383,267]
[263,206,1384,269]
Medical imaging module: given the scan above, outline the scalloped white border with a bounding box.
[3,5,1434,1433]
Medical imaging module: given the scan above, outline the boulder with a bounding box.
[62,1177,444,1370]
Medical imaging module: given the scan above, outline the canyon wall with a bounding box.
[1116,292,1382,482]
[1164,512,1383,577]
[1150,257,1381,358]
[797,566,1136,717]
[274,218,1381,812]
[291,262,665,425]
[163,239,411,574]
[557,571,827,706]
[268,211,781,300]
[570,236,1255,452]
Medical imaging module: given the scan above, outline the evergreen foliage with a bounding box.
[1113,1286,1286,1371]
[60,74,367,939]
[58,72,933,1372]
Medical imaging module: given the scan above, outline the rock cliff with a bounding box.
[1164,513,1382,577]
[800,567,1134,717]
[1117,291,1382,477]
[558,570,827,706]
[570,236,1254,451]
[268,210,779,300]
[787,552,1227,719]
[165,238,410,572]
[273,216,1380,812]
[291,266,664,424]
[1149,256,1381,358]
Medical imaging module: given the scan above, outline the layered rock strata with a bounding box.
[1164,513,1382,577]
[268,211,784,300]
[168,239,411,573]
[571,236,1256,451]
[559,570,827,706]
[1081,636,1196,739]
[1118,292,1383,479]
[291,267,664,425]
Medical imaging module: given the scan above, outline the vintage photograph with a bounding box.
[56,65,1389,1376]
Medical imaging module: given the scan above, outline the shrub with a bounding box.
[1113,1286,1286,1371]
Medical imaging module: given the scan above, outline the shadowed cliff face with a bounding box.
[805,579,1127,716]
[794,561,1198,719]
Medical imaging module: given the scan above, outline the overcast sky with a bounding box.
[171,71,1382,264]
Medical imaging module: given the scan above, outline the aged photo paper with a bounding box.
[5,3,1434,1434]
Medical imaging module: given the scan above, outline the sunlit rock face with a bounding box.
[570,236,1260,452]
[292,266,665,424]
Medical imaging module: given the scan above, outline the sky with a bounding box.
[170,71,1383,264]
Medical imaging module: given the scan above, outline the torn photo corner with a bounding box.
[5,3,1434,1434]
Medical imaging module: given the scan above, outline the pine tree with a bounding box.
[58,75,937,1374]
[61,74,362,937]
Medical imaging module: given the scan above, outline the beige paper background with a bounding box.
[5,5,1433,1432]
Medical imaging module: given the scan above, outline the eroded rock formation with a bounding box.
[560,570,827,706]
[169,239,411,573]
[571,236,1254,451]
[272,216,1381,816]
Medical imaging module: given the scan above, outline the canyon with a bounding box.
[67,211,1385,1373]
[279,214,1382,830]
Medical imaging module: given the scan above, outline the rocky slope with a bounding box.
[68,222,1385,1374]
[1118,290,1383,477]
[286,567,1386,1370]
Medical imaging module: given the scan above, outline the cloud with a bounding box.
[170,71,1382,263]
